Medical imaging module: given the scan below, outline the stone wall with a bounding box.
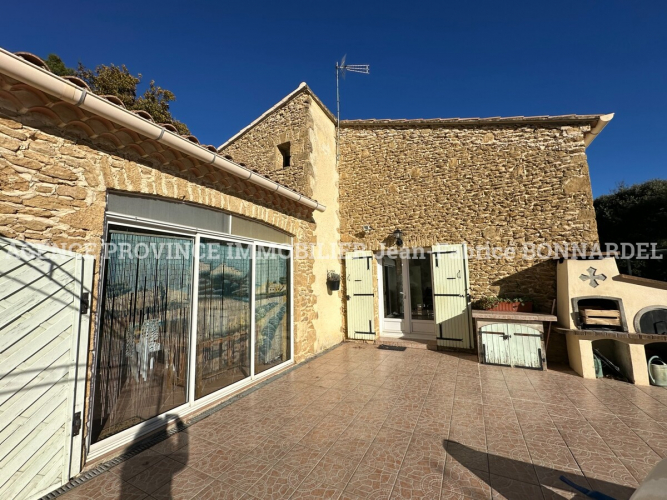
[219,89,345,352]
[338,123,600,313]
[0,109,323,448]
[219,92,314,197]
[308,100,345,352]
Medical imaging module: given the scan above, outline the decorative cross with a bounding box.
[579,267,607,288]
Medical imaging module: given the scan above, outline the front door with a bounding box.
[379,246,472,346]
[380,255,407,334]
[379,253,435,339]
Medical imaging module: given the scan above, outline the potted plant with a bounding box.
[473,296,533,313]
[327,271,341,291]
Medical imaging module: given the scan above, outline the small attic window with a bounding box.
[277,142,291,168]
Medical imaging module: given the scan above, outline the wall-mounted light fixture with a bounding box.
[362,225,373,234]
[327,270,341,291]
[393,229,404,247]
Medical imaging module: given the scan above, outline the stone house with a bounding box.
[219,82,610,360]
[0,49,612,497]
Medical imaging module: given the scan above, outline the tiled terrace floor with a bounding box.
[62,343,667,500]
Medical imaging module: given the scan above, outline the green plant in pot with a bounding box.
[473,296,533,312]
[327,270,341,291]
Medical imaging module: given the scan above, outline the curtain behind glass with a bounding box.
[409,258,433,320]
[255,247,291,373]
[382,256,404,318]
[92,231,193,443]
[196,240,251,398]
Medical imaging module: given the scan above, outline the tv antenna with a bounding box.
[336,55,369,162]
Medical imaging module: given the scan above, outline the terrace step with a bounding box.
[373,337,438,350]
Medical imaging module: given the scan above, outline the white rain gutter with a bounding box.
[584,113,614,147]
[0,48,325,212]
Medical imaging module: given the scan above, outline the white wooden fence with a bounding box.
[0,238,93,500]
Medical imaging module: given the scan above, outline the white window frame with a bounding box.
[87,213,294,460]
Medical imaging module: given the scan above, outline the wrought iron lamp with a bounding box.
[393,229,403,247]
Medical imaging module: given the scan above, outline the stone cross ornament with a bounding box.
[579,267,607,288]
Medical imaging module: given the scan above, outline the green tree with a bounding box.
[133,81,190,135]
[44,54,75,76]
[42,53,190,134]
[594,179,667,281]
[76,62,140,109]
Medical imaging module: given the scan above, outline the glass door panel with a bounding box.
[409,258,434,321]
[92,230,193,443]
[382,256,404,319]
[196,240,251,399]
[255,247,291,374]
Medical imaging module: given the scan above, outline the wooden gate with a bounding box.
[431,244,473,349]
[0,238,93,499]
[345,250,376,340]
[480,323,543,369]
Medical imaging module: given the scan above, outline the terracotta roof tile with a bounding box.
[101,95,125,108]
[15,52,50,71]
[159,123,178,133]
[62,75,90,91]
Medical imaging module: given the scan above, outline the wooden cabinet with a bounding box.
[472,310,556,370]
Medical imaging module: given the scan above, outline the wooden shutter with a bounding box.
[345,250,376,340]
[431,244,473,349]
[0,238,93,499]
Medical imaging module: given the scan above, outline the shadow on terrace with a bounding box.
[445,439,637,500]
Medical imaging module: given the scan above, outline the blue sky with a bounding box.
[1,1,664,196]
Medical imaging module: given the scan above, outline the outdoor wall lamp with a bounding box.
[362,225,373,234]
[393,229,404,247]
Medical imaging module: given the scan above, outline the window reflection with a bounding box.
[255,247,290,373]
[196,240,251,399]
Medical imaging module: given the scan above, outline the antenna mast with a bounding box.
[336,55,369,163]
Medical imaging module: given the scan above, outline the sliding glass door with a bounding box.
[255,247,291,374]
[93,225,293,447]
[195,240,251,399]
[92,230,193,443]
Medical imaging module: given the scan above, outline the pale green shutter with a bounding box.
[431,244,474,349]
[345,250,376,340]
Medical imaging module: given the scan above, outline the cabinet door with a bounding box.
[480,323,511,366]
[509,324,543,369]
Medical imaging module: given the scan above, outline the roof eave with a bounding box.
[0,48,326,213]
[340,114,612,128]
[583,113,614,147]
